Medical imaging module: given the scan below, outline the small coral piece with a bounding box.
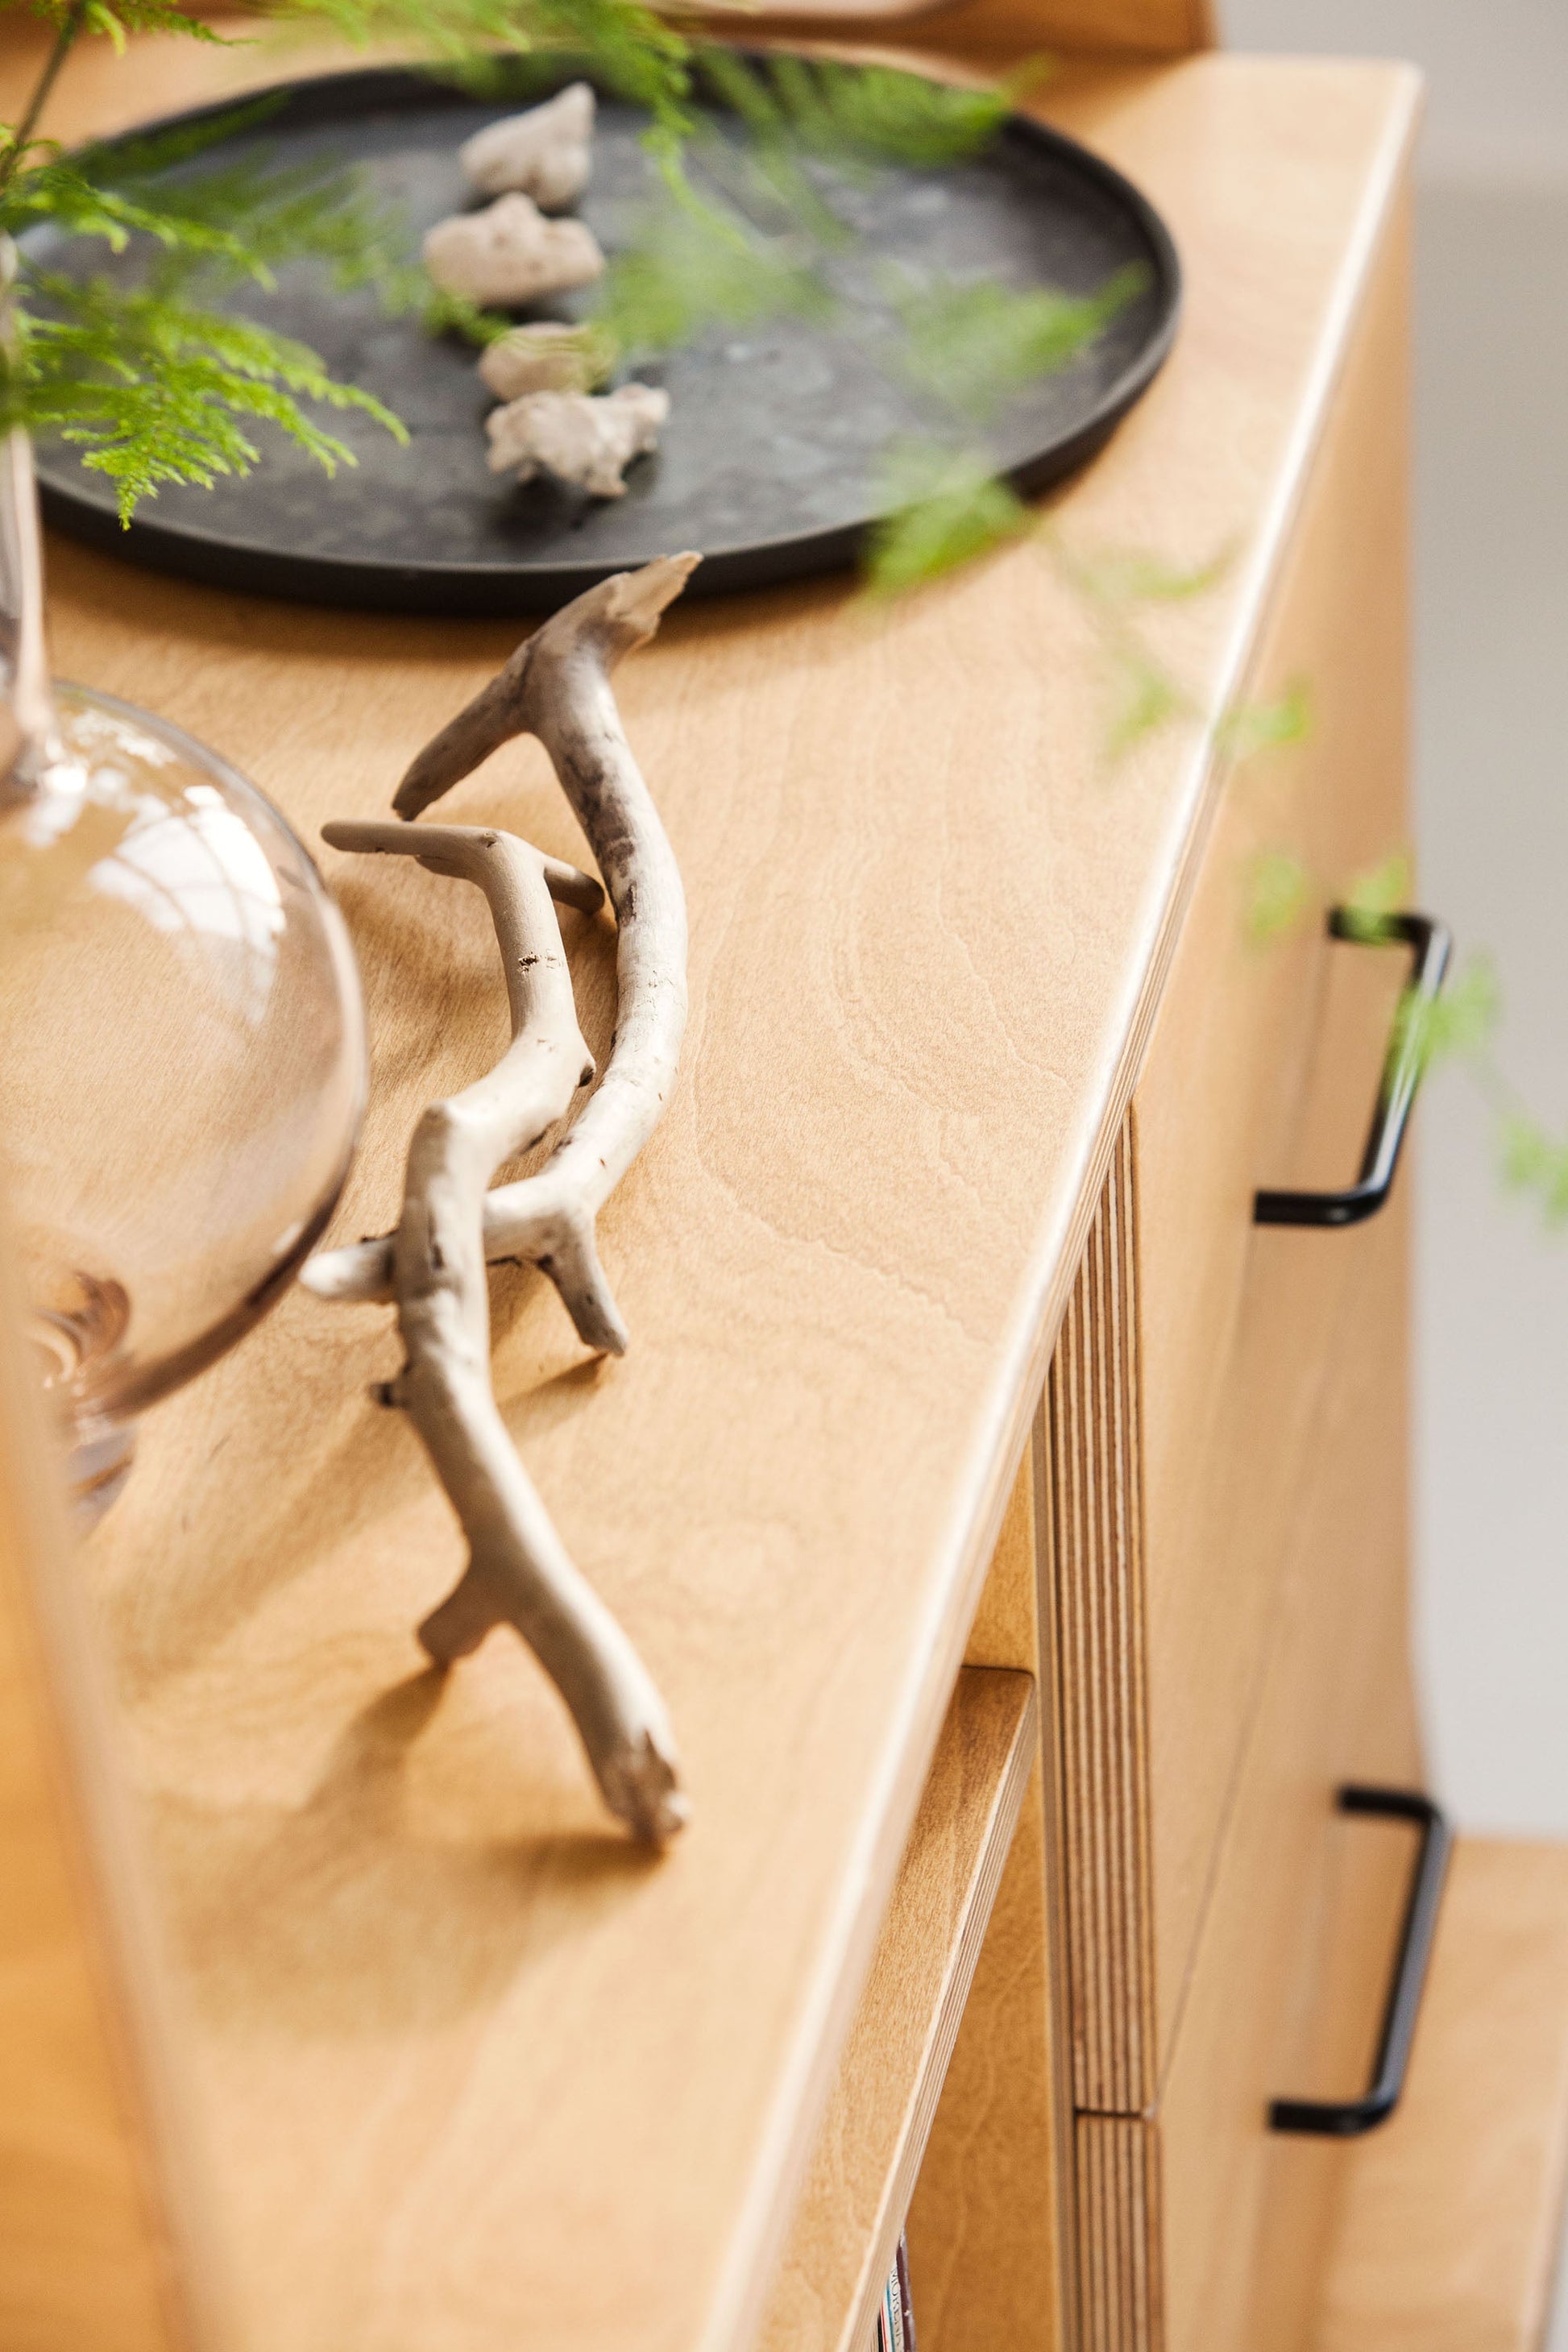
[486,385,670,499]
[459,81,596,210]
[479,322,605,401]
[423,193,604,307]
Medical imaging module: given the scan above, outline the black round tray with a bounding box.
[32,64,1180,614]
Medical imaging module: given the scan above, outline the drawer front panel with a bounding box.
[1069,1188,1422,2352]
[1156,1187,1421,2352]
[1047,196,1417,2113]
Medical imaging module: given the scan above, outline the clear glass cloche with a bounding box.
[0,344,365,1513]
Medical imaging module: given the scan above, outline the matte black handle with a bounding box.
[1254,909,1452,1227]
[1268,1784,1452,2138]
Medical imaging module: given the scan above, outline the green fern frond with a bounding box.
[1217,677,1313,761]
[1499,1114,1568,1226]
[757,55,1039,169]
[890,263,1147,421]
[1076,541,1235,605]
[2,102,413,302]
[1105,643,1189,757]
[278,0,695,128]
[4,158,275,270]
[9,272,404,521]
[864,442,1029,596]
[1338,849,1414,939]
[1393,953,1500,1077]
[1246,851,1313,944]
[593,181,828,360]
[71,93,290,180]
[19,0,234,57]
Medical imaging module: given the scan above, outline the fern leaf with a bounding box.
[10,273,404,522]
[593,183,828,359]
[864,442,1029,596]
[891,263,1147,421]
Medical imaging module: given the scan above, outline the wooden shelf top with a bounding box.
[14,25,1421,2352]
[761,1665,1037,2352]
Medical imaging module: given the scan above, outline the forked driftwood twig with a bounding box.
[305,552,699,1358]
[323,819,687,1844]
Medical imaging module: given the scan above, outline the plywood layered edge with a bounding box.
[1046,1114,1153,2118]
[1074,2114,1163,2352]
[759,1666,1038,2352]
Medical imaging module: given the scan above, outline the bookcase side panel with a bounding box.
[0,1225,224,2352]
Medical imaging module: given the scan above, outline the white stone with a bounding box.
[479,323,599,400]
[485,385,670,499]
[459,82,595,210]
[423,193,604,307]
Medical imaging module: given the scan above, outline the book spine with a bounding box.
[874,2230,916,2352]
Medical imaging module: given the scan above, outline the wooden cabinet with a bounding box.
[6,23,1568,2352]
[1032,172,1433,2352]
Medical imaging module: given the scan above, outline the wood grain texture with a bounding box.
[910,1430,1073,2352]
[1041,185,1417,2131]
[703,0,1214,56]
[1053,1069,1421,2342]
[1039,193,1425,2352]
[0,29,1423,2352]
[759,1665,1036,2352]
[1074,2113,1162,2352]
[1156,1181,1419,2352]
[0,1216,223,2352]
[1136,191,1417,2089]
[1061,869,1420,2352]
[964,1446,1039,1675]
[1314,1840,1568,2352]
[906,1751,1071,2352]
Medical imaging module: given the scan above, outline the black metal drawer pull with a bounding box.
[1268,1784,1452,2138]
[1254,908,1452,1228]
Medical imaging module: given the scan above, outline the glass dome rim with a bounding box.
[26,678,370,1427]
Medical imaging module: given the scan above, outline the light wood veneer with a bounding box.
[760,1665,1037,2352]
[0,23,1437,2352]
[1315,1839,1568,2352]
[1050,176,1421,2130]
[0,1226,218,2352]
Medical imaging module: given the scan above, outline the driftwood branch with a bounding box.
[305,553,699,1359]
[325,819,687,1845]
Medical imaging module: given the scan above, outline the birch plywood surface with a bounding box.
[1314,1840,1568,2352]
[1064,1186,1418,2352]
[1050,189,1418,2127]
[907,1438,1073,2352]
[10,28,1421,2352]
[711,0,1213,54]
[758,1665,1036,2352]
[1136,193,1417,2092]
[0,1223,217,2352]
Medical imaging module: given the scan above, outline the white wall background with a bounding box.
[1219,1,1568,2333]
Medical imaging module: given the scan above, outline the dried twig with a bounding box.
[305,554,699,1358]
[326,819,687,1844]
